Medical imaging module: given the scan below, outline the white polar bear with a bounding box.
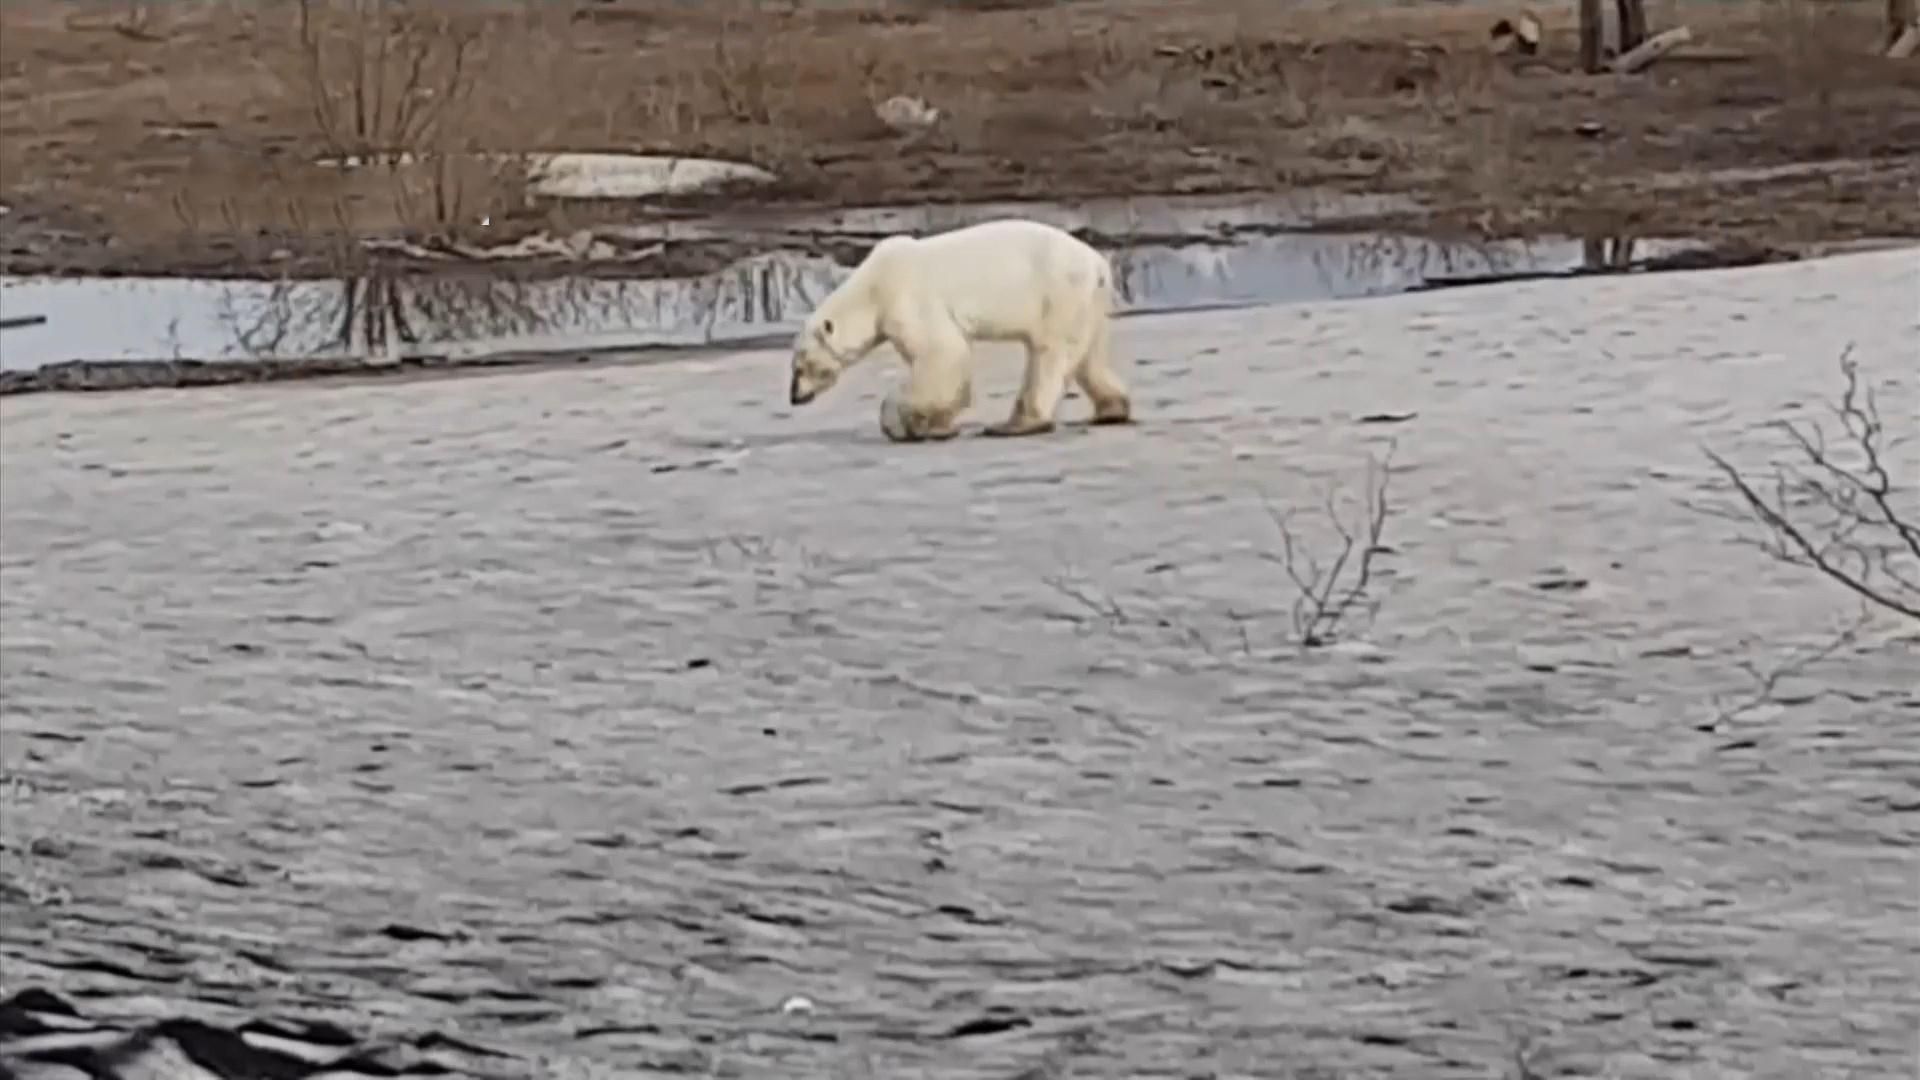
[784,218,1132,441]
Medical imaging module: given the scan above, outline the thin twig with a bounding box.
[1262,440,1398,648]
[1043,574,1129,626]
[1706,608,1873,728]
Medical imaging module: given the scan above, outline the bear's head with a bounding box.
[788,312,864,406]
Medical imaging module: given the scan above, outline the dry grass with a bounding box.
[1,0,1915,276]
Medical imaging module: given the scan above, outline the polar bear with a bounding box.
[785,218,1132,441]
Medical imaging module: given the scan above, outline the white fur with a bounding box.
[785,218,1132,441]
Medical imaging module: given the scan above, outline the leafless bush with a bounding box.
[1041,573,1132,628]
[292,0,477,163]
[704,5,802,130]
[1702,348,1919,624]
[1033,444,1397,655]
[1264,440,1398,648]
[282,0,536,238]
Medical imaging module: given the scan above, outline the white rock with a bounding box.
[875,95,941,136]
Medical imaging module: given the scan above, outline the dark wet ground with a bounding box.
[2,248,1917,1078]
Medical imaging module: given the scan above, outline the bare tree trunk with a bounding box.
[1580,0,1605,71]
[1615,0,1649,51]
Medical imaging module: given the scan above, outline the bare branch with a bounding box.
[1704,608,1873,729]
[1042,574,1129,627]
[1263,440,1398,648]
[1699,349,1920,623]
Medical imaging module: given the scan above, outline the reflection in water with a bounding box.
[0,230,1700,373]
[219,252,855,363]
[218,253,851,363]
[0,253,850,372]
[1106,232,1694,313]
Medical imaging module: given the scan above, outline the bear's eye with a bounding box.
[821,319,834,337]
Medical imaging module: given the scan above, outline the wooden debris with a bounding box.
[1489,10,1543,55]
[1610,25,1694,73]
[1889,21,1920,58]
[1891,0,1919,51]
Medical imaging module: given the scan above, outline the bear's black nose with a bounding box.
[789,374,813,406]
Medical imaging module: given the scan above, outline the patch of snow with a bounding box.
[313,151,777,200]
[524,153,776,200]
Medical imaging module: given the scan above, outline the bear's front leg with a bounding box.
[880,328,973,444]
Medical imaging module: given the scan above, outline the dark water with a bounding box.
[0,192,1707,375]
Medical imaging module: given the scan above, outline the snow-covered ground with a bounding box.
[2,247,1915,1078]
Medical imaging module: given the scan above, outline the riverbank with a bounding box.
[2,0,1916,280]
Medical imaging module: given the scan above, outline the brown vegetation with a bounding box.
[1,0,1917,278]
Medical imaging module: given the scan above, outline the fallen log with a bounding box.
[1889,21,1920,58]
[1610,25,1694,73]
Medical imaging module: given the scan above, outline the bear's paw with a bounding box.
[879,392,914,443]
[878,392,961,443]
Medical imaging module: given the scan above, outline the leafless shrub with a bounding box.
[1305,116,1414,169]
[1032,444,1398,655]
[1040,569,1224,655]
[1263,440,1398,649]
[291,0,477,163]
[1701,348,1919,624]
[1041,573,1131,627]
[707,8,789,127]
[1762,0,1858,115]
[281,0,536,239]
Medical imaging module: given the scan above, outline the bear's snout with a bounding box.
[789,372,816,406]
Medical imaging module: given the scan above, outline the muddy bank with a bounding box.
[1,0,1916,281]
[0,197,1795,396]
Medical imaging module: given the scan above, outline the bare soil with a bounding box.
[2,0,1918,280]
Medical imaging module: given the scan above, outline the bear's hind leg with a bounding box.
[984,342,1073,438]
[1072,313,1131,426]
